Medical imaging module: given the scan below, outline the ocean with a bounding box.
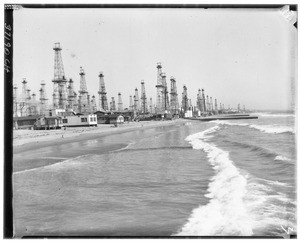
[13,112,297,237]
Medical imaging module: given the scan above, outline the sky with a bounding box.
[13,6,297,111]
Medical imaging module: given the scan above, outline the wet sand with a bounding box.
[13,119,186,173]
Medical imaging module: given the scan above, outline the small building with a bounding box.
[94,111,109,124]
[61,114,97,127]
[13,115,41,130]
[116,115,124,124]
[33,116,62,130]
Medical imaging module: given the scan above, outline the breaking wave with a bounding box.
[210,120,294,135]
[14,155,91,175]
[209,120,249,127]
[175,125,253,236]
[249,125,294,134]
[274,155,292,162]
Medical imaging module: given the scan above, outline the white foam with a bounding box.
[175,126,253,236]
[249,124,294,134]
[209,120,249,126]
[210,120,294,135]
[274,155,292,162]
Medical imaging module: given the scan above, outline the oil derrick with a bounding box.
[52,42,67,109]
[202,89,206,113]
[188,99,192,109]
[129,95,133,111]
[87,94,91,112]
[140,81,147,114]
[73,92,78,112]
[118,93,123,111]
[98,72,108,111]
[181,85,188,113]
[91,95,97,113]
[155,62,164,114]
[78,67,89,113]
[214,99,218,114]
[170,77,179,115]
[206,95,210,113]
[78,94,82,112]
[39,81,48,115]
[26,88,32,115]
[196,89,201,111]
[110,97,116,111]
[67,78,76,111]
[133,95,136,111]
[134,88,140,112]
[19,79,28,116]
[161,72,169,112]
[31,93,38,115]
[197,89,205,113]
[13,85,18,117]
[149,97,153,114]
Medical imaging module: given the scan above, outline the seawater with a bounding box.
[13,112,297,237]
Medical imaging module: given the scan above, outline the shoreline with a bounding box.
[13,119,187,153]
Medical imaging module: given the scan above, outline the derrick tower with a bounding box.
[52,42,67,109]
[181,85,188,113]
[134,88,140,112]
[91,95,97,113]
[78,67,89,113]
[31,93,38,115]
[26,88,32,116]
[140,81,147,114]
[39,81,48,115]
[98,72,108,111]
[202,89,206,112]
[13,85,18,117]
[196,89,201,111]
[129,95,133,110]
[67,78,76,111]
[188,99,192,109]
[20,79,29,116]
[170,77,179,115]
[161,72,169,112]
[118,93,123,111]
[215,99,218,114]
[210,97,214,112]
[155,62,164,114]
[206,95,210,112]
[149,98,153,114]
[110,97,116,111]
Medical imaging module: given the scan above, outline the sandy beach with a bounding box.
[13,119,187,152]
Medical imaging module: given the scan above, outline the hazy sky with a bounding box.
[13,7,297,110]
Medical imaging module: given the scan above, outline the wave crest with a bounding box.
[249,125,294,134]
[175,126,253,236]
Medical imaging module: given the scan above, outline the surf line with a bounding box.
[174,125,253,236]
